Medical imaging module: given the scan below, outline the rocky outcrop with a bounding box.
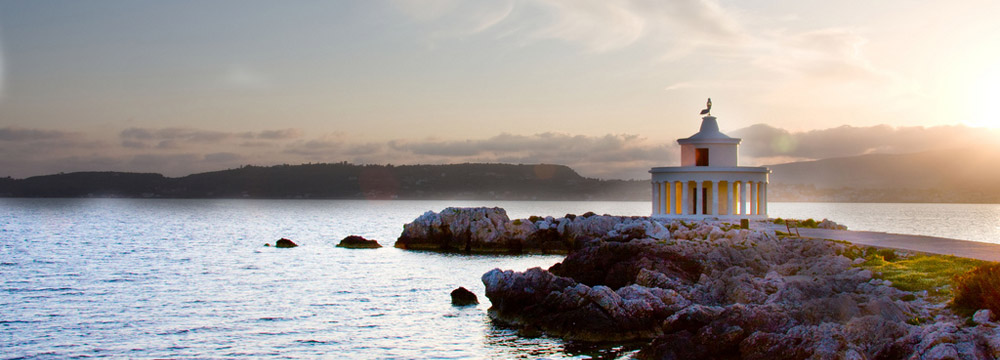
[450,287,479,306]
[337,235,382,248]
[395,207,669,253]
[817,218,848,230]
[480,216,1000,359]
[274,238,297,248]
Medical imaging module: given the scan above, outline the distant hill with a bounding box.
[0,163,647,201]
[5,147,999,203]
[767,146,1000,203]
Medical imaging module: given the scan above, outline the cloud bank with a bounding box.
[3,124,997,180]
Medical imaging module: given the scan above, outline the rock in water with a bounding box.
[394,207,657,253]
[275,238,298,248]
[451,287,479,306]
[337,235,382,249]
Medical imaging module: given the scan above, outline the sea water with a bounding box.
[2,199,999,358]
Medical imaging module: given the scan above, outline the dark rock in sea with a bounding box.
[337,235,382,249]
[450,287,479,306]
[275,238,298,248]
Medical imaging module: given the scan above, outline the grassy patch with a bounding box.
[858,251,988,298]
[776,217,819,228]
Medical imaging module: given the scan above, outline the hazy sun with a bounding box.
[964,69,1000,128]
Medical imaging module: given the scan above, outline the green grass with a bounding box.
[858,251,988,297]
[774,217,819,228]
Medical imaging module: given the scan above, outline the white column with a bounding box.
[695,181,703,215]
[651,182,657,215]
[663,182,670,214]
[659,182,665,215]
[668,182,675,214]
[739,182,746,215]
[756,182,763,215]
[657,182,664,214]
[681,181,689,215]
[656,182,661,215]
[750,181,757,215]
[725,181,732,215]
[761,182,768,216]
[711,181,719,216]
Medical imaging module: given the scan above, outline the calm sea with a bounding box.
[2,199,999,359]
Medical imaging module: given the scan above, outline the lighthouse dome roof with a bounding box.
[677,116,741,144]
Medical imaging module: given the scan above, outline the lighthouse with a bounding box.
[650,100,770,219]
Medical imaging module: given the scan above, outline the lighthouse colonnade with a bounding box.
[649,167,769,219]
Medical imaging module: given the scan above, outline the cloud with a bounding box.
[256,128,302,140]
[387,133,675,179]
[392,0,907,106]
[204,152,242,162]
[121,140,147,149]
[397,0,750,53]
[9,122,996,180]
[120,127,303,149]
[0,32,5,100]
[392,0,515,36]
[283,135,346,158]
[526,0,647,52]
[224,64,269,89]
[120,127,230,142]
[731,123,1000,164]
[0,127,79,142]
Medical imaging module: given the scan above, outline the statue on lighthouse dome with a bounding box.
[649,99,770,219]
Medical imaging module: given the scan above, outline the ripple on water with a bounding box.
[0,199,603,359]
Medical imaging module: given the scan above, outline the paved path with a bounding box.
[765,225,1000,262]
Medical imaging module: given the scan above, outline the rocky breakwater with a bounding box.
[482,219,1000,358]
[395,207,669,253]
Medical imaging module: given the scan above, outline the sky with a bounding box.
[1,0,999,179]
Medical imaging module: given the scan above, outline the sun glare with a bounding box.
[964,69,1000,128]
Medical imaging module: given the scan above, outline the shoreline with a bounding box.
[761,224,1000,262]
[398,207,1000,357]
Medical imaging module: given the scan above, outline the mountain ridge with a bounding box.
[0,163,646,201]
[3,146,999,203]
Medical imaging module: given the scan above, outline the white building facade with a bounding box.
[650,114,770,219]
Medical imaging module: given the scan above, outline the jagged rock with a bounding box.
[482,267,686,341]
[395,207,522,252]
[395,207,656,253]
[817,218,848,230]
[337,235,382,248]
[450,287,478,306]
[547,239,702,290]
[275,238,297,248]
[460,210,995,357]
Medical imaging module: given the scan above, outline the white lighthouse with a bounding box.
[650,99,769,219]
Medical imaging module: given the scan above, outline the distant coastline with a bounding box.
[2,161,998,204]
[0,163,645,201]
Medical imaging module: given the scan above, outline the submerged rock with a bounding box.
[337,235,381,249]
[275,238,298,248]
[450,287,479,306]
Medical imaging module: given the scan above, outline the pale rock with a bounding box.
[973,309,992,325]
[922,343,960,360]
